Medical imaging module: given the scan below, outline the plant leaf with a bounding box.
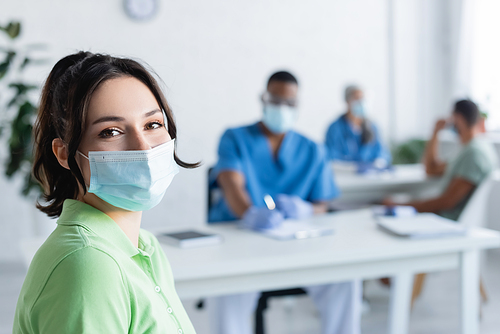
[17,57,50,70]
[28,58,50,66]
[7,94,22,108]
[0,62,8,80]
[391,139,427,165]
[20,57,30,70]
[24,43,47,51]
[0,51,16,80]
[8,82,38,95]
[5,102,36,178]
[5,22,21,39]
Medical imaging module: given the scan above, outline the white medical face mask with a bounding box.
[78,139,179,211]
[262,104,298,134]
[351,100,366,118]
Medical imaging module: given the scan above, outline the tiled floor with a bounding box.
[2,250,500,334]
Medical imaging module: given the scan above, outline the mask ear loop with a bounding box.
[77,151,89,160]
[76,151,91,191]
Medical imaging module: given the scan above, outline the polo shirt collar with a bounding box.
[138,235,155,257]
[57,199,148,258]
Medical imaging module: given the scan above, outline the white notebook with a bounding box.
[260,221,335,241]
[376,213,467,239]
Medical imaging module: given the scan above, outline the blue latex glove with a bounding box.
[240,206,285,231]
[275,194,314,220]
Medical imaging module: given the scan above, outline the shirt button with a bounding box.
[155,286,161,293]
[178,329,183,334]
[167,307,173,314]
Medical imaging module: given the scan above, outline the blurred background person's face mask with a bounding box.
[261,92,298,134]
[350,99,367,118]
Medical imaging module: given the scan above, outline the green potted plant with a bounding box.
[391,139,427,165]
[0,20,47,196]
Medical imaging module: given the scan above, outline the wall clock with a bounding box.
[124,0,158,21]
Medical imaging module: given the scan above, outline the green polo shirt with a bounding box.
[13,199,196,334]
[438,138,498,221]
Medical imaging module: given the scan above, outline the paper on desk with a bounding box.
[376,213,467,239]
[260,221,335,241]
[331,161,357,173]
[372,205,417,217]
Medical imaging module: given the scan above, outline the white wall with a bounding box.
[390,0,453,141]
[0,0,452,262]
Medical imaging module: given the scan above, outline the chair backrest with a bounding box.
[207,167,223,223]
[458,169,500,227]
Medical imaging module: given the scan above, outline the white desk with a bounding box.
[162,209,500,334]
[333,164,441,203]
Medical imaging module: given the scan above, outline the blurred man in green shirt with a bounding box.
[386,99,498,221]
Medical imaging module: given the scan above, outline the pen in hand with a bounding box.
[263,194,276,210]
[241,194,283,230]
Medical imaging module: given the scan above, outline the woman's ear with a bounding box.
[52,138,70,170]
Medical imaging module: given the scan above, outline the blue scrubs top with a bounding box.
[209,123,339,222]
[325,115,391,163]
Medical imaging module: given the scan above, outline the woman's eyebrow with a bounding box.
[92,116,125,125]
[91,109,161,125]
[145,108,161,117]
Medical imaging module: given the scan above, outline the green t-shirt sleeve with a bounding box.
[30,247,130,334]
[454,151,489,185]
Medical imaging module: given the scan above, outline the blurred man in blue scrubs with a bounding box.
[385,99,498,220]
[325,85,391,166]
[207,71,361,334]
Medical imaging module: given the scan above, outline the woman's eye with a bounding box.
[145,121,164,130]
[98,128,121,138]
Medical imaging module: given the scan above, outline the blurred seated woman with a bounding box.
[325,85,391,168]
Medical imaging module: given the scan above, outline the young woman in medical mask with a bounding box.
[13,52,198,334]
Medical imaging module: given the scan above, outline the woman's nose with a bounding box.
[128,130,151,151]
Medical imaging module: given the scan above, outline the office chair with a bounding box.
[205,167,307,334]
[254,288,307,334]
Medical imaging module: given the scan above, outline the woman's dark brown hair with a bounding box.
[33,51,199,217]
